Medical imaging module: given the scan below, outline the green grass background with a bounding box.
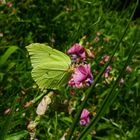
[0,0,140,139]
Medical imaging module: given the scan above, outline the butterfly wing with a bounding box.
[26,43,71,90]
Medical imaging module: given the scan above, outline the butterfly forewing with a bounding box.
[26,43,71,89]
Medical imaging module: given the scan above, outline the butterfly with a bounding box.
[26,43,71,90]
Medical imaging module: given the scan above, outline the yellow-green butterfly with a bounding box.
[26,43,71,90]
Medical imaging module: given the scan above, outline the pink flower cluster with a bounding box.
[68,64,93,88]
[67,44,93,126]
[67,43,86,60]
[67,43,93,89]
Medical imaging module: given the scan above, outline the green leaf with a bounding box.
[6,130,28,140]
[26,43,71,90]
[0,46,18,67]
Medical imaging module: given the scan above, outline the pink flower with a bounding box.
[6,2,13,8]
[99,55,110,65]
[106,65,112,72]
[68,64,93,88]
[67,43,86,60]
[102,55,110,62]
[80,109,90,126]
[104,66,112,78]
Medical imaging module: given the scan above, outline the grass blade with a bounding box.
[0,46,18,67]
[5,130,28,140]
